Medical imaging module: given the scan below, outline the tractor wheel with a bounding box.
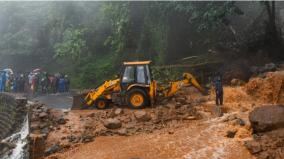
[127,88,148,109]
[94,98,109,109]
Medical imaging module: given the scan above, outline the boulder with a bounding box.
[244,141,262,154]
[0,142,16,157]
[134,110,152,122]
[45,143,60,155]
[57,116,67,125]
[249,105,284,133]
[103,118,122,129]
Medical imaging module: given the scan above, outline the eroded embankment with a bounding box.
[0,93,27,140]
[0,93,28,158]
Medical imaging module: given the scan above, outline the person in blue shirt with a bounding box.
[0,71,3,92]
[213,73,223,106]
[0,72,7,92]
[58,76,65,93]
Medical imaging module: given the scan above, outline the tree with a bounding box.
[54,28,87,61]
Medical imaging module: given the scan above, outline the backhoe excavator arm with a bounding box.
[163,73,204,97]
[85,79,120,106]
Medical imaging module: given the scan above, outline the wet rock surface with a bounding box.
[103,118,122,129]
[249,105,284,133]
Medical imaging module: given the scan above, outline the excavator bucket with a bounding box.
[71,93,87,110]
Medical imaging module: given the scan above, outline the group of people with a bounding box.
[0,70,23,92]
[0,68,70,94]
[28,72,70,94]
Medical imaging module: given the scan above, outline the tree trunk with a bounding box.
[264,1,279,43]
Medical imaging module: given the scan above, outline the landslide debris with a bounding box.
[41,89,205,157]
[245,105,284,159]
[244,128,284,159]
[245,71,284,104]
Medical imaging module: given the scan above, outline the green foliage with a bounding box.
[54,28,87,61]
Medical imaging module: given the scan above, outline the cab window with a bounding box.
[122,66,135,83]
[136,65,146,84]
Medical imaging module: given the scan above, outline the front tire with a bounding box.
[127,88,148,109]
[94,98,109,109]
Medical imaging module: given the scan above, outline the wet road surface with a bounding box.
[31,93,73,109]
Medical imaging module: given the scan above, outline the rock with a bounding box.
[250,66,259,74]
[184,116,197,120]
[117,128,127,136]
[176,97,187,105]
[114,108,123,115]
[134,110,152,122]
[30,122,40,131]
[45,143,60,155]
[29,133,46,140]
[0,142,16,156]
[81,134,95,143]
[249,105,284,133]
[264,63,277,72]
[231,78,245,86]
[0,142,16,149]
[175,102,182,109]
[235,118,246,126]
[41,127,50,134]
[87,113,95,117]
[244,141,262,154]
[226,130,237,138]
[103,118,122,129]
[168,130,174,134]
[39,112,48,118]
[67,135,78,143]
[60,143,71,149]
[57,116,67,125]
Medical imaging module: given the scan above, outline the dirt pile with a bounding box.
[245,71,284,104]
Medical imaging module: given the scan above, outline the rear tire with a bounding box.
[127,88,148,109]
[94,98,109,109]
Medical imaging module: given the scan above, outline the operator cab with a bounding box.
[121,61,151,90]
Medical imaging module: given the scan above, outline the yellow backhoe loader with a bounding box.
[72,61,205,109]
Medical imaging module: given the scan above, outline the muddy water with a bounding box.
[54,114,254,159]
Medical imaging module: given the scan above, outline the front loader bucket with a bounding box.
[72,93,87,110]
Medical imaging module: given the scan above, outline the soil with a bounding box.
[245,71,284,105]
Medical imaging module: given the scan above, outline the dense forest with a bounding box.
[0,1,283,88]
